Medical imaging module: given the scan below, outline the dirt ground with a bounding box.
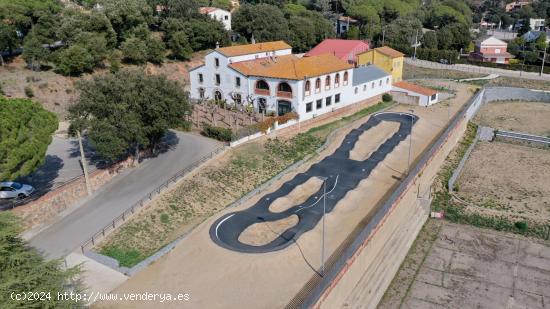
[475,101,550,136]
[93,82,472,309]
[456,141,550,224]
[0,53,205,118]
[379,220,550,309]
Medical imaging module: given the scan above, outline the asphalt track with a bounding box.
[210,112,418,253]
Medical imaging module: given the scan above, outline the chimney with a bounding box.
[216,41,220,49]
[251,35,256,44]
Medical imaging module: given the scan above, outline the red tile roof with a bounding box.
[393,81,437,96]
[305,39,369,63]
[229,54,353,80]
[216,41,292,57]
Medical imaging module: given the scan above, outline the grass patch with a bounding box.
[100,246,147,268]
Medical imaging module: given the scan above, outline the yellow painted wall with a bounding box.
[357,50,403,82]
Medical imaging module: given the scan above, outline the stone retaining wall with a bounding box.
[13,156,136,232]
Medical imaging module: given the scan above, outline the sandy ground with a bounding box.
[268,177,323,213]
[475,101,550,136]
[349,121,400,161]
[456,141,550,223]
[94,83,472,309]
[383,221,550,308]
[239,215,299,246]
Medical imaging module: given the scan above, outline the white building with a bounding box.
[199,7,232,31]
[189,41,392,122]
[391,81,438,107]
[530,18,546,32]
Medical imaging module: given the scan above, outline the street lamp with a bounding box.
[317,176,328,277]
[407,110,415,175]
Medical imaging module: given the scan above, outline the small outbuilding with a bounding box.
[391,81,438,107]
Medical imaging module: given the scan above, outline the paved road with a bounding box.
[0,137,97,209]
[405,58,550,81]
[30,131,221,258]
[211,112,417,253]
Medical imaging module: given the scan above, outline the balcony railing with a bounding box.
[277,91,292,98]
[255,88,270,95]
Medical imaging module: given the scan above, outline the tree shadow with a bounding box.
[67,138,109,170]
[153,130,180,156]
[0,155,64,210]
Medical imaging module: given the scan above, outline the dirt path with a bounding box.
[457,141,550,223]
[475,101,550,136]
[94,83,472,309]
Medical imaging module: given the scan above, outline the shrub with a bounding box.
[177,120,192,132]
[382,93,393,102]
[202,124,233,141]
[514,221,528,232]
[160,213,170,224]
[24,86,34,98]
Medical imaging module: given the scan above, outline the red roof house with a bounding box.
[305,39,369,65]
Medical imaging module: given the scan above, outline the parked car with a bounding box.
[439,59,450,65]
[0,182,35,199]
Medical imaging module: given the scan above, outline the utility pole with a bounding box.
[412,30,421,61]
[407,110,414,175]
[319,176,328,277]
[520,43,525,76]
[77,131,92,196]
[541,47,547,76]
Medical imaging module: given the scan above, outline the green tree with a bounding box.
[146,36,166,64]
[53,44,95,76]
[101,0,153,42]
[0,97,58,181]
[184,18,229,51]
[232,4,290,42]
[22,33,50,71]
[168,31,193,60]
[121,36,148,64]
[0,212,81,308]
[422,31,438,49]
[68,70,192,162]
[287,16,316,52]
[386,15,422,46]
[0,24,19,66]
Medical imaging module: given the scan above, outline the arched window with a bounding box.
[325,76,331,89]
[354,87,358,94]
[256,80,269,90]
[199,88,205,99]
[278,82,292,93]
[315,78,321,92]
[335,73,340,87]
[277,82,292,98]
[255,80,270,95]
[214,90,222,102]
[343,71,349,85]
[305,80,311,94]
[386,77,390,84]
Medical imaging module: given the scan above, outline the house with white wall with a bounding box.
[199,7,232,31]
[189,41,392,122]
[391,81,438,107]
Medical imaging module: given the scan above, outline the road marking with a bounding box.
[294,175,339,214]
[215,214,235,240]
